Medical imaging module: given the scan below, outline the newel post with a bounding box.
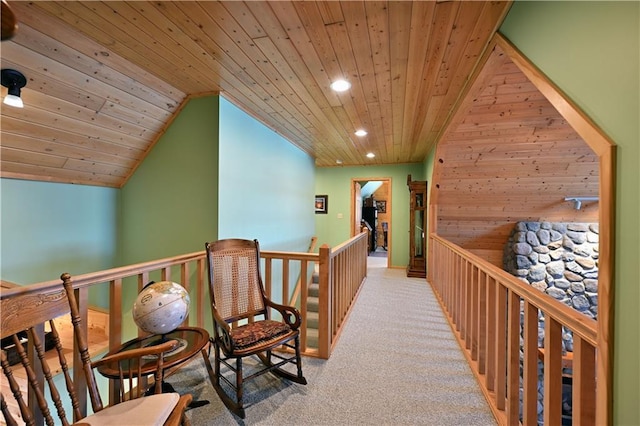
[317,244,332,359]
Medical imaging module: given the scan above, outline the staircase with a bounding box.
[305,266,320,349]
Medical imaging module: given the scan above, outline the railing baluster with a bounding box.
[485,275,496,392]
[573,335,596,424]
[282,259,290,307]
[523,301,539,425]
[264,258,272,298]
[471,265,479,360]
[495,282,508,411]
[478,270,487,374]
[543,316,563,425]
[507,289,521,424]
[196,258,206,328]
[181,262,190,327]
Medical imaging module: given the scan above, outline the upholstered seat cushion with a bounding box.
[74,392,179,425]
[230,320,292,350]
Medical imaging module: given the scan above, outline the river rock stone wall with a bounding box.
[503,221,599,424]
[503,221,599,324]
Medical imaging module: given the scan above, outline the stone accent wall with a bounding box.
[503,221,599,424]
[504,221,599,324]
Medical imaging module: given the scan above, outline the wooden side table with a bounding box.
[98,326,213,402]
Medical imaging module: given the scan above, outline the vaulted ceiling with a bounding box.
[0,1,512,188]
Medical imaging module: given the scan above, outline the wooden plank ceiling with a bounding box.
[0,1,512,188]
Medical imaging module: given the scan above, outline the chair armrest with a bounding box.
[93,340,178,367]
[211,307,235,353]
[163,393,193,426]
[264,299,302,330]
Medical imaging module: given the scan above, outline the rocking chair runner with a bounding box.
[204,239,307,418]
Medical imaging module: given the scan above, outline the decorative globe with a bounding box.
[132,281,190,335]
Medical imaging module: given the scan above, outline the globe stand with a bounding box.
[142,332,211,408]
[142,334,188,359]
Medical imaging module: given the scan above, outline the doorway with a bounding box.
[351,177,391,268]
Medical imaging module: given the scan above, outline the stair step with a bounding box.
[308,283,319,297]
[306,311,319,329]
[307,296,318,313]
[305,328,318,349]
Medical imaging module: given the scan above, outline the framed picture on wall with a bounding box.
[315,195,328,214]
[377,200,386,213]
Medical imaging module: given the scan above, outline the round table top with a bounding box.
[97,326,210,379]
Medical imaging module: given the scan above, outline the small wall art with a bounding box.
[377,200,386,213]
[315,195,328,214]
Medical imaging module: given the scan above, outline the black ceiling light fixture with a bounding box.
[1,68,26,108]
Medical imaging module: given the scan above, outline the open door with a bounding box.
[351,177,391,268]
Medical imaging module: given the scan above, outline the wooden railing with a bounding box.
[1,234,368,420]
[428,234,599,425]
[316,232,369,358]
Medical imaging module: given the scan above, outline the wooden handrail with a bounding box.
[0,251,207,298]
[428,233,600,425]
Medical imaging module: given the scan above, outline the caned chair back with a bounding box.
[205,239,267,323]
[203,238,307,418]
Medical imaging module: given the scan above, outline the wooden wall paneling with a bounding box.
[0,161,123,187]
[1,58,109,113]
[2,117,144,160]
[198,2,319,133]
[18,91,159,139]
[0,133,139,169]
[388,1,412,163]
[245,1,362,164]
[410,2,457,159]
[1,146,65,168]
[6,2,181,101]
[11,25,179,111]
[363,1,394,160]
[401,0,436,151]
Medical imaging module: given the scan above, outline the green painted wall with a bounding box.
[120,96,219,264]
[501,2,639,424]
[218,97,315,252]
[315,163,423,268]
[119,96,219,337]
[0,179,118,306]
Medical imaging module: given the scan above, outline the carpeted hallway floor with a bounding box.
[167,256,496,425]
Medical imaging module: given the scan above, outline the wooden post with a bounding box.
[317,244,331,359]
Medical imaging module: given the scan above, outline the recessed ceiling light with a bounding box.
[366,152,375,159]
[336,159,343,164]
[354,129,367,137]
[330,79,351,92]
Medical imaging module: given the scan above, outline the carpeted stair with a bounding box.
[305,269,319,349]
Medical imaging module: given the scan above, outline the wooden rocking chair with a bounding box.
[204,239,307,418]
[1,273,191,426]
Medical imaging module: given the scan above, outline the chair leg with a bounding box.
[202,346,216,391]
[294,336,306,382]
[207,341,246,418]
[264,338,307,385]
[235,357,243,412]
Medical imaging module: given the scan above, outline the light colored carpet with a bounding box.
[167,260,496,425]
